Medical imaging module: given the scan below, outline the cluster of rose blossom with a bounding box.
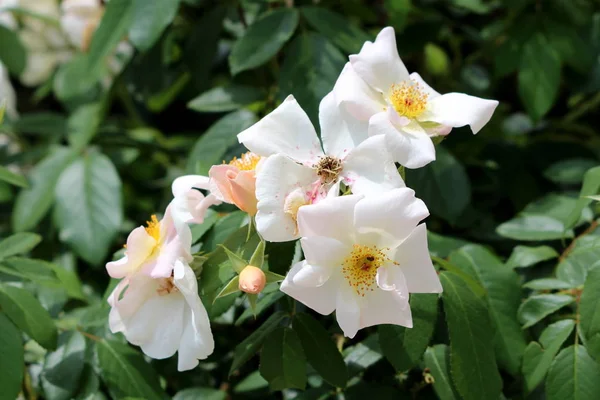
[106,27,498,371]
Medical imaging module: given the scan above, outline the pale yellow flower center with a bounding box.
[145,215,161,242]
[389,80,428,119]
[228,152,261,171]
[283,189,309,235]
[342,244,395,297]
[156,277,178,296]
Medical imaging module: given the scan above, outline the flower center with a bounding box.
[315,156,342,184]
[389,80,428,119]
[284,188,309,234]
[228,152,261,171]
[342,244,394,297]
[156,277,178,296]
[145,215,161,242]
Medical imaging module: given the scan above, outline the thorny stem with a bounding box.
[559,220,599,262]
[23,366,36,400]
[564,90,600,124]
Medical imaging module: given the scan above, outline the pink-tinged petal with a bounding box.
[409,72,441,99]
[393,224,443,293]
[280,261,338,315]
[333,63,384,122]
[300,236,350,272]
[254,154,317,242]
[341,135,405,195]
[369,111,436,169]
[335,281,361,338]
[237,95,323,165]
[143,236,183,278]
[106,226,155,279]
[354,188,428,247]
[358,286,412,330]
[423,93,499,134]
[297,194,362,245]
[349,27,410,94]
[174,261,214,369]
[230,170,258,215]
[208,165,237,204]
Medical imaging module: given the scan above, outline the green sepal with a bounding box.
[264,271,285,283]
[249,239,266,269]
[219,244,248,274]
[190,254,208,276]
[247,293,258,317]
[215,276,241,302]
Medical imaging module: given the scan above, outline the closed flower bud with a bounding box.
[239,265,266,294]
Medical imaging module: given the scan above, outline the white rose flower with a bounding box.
[238,93,404,242]
[280,188,442,338]
[334,26,499,168]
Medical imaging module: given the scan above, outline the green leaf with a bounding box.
[523,278,573,290]
[557,237,600,287]
[423,345,460,400]
[188,85,264,113]
[229,8,299,75]
[0,165,28,188]
[0,313,23,400]
[427,231,470,258]
[506,245,559,268]
[96,339,165,400]
[300,7,371,53]
[544,159,598,185]
[249,240,266,269]
[0,284,57,350]
[265,240,297,275]
[220,244,248,274]
[229,311,288,374]
[67,103,102,151]
[235,291,284,326]
[0,232,42,260]
[13,112,67,136]
[292,312,348,388]
[451,0,493,13]
[87,0,134,79]
[53,55,97,102]
[449,245,526,375]
[497,215,573,241]
[0,257,61,288]
[12,147,77,232]
[517,294,574,329]
[440,272,502,400]
[522,319,575,393]
[378,293,438,371]
[186,110,257,174]
[565,166,600,230]
[580,266,600,361]
[546,345,600,400]
[343,335,382,377]
[233,371,268,393]
[41,331,86,400]
[0,25,26,75]
[279,32,345,126]
[518,33,561,121]
[406,147,471,223]
[215,276,241,300]
[259,327,307,390]
[424,43,450,76]
[129,0,180,51]
[54,152,123,266]
[173,388,226,400]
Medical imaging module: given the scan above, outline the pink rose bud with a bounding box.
[209,152,262,216]
[238,265,266,294]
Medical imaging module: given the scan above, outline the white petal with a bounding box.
[237,95,323,165]
[335,282,361,338]
[376,266,408,296]
[354,188,429,246]
[393,224,443,293]
[301,236,350,270]
[319,91,366,158]
[297,194,362,244]
[423,93,499,134]
[172,175,210,197]
[349,27,410,94]
[359,286,412,330]
[369,111,436,168]
[254,155,318,242]
[409,72,441,99]
[106,226,155,279]
[138,292,186,359]
[333,63,383,122]
[341,135,405,195]
[280,261,338,315]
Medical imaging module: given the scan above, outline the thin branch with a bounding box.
[559,220,598,262]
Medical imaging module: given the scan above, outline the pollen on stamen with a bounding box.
[145,215,161,241]
[156,277,179,296]
[315,155,342,184]
[389,80,428,119]
[228,151,261,171]
[342,244,397,297]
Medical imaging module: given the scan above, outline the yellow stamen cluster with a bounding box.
[156,277,179,296]
[389,80,428,119]
[145,215,161,241]
[283,190,309,235]
[229,152,261,171]
[315,156,342,184]
[342,244,395,297]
